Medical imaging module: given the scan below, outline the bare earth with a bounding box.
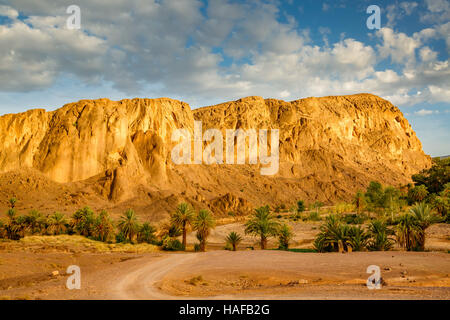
[0,223,449,300]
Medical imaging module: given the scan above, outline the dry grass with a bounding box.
[19,235,159,253]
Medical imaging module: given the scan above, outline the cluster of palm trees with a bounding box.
[223,205,293,251]
[0,200,156,245]
[1,197,441,253]
[168,203,216,251]
[314,202,440,252]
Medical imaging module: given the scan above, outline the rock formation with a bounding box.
[0,94,431,221]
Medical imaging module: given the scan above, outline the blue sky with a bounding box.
[0,0,449,156]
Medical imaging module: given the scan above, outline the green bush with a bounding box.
[296,200,305,213]
[115,232,128,243]
[342,213,367,225]
[162,237,184,251]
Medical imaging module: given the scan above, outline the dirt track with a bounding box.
[103,251,450,300]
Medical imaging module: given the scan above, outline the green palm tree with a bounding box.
[396,213,420,251]
[71,207,95,236]
[137,222,157,244]
[117,209,139,243]
[347,226,370,251]
[192,209,216,252]
[5,208,21,240]
[47,212,68,235]
[278,224,293,250]
[244,206,280,250]
[367,220,395,251]
[8,197,17,209]
[93,210,115,242]
[409,202,440,251]
[225,231,242,251]
[25,210,45,235]
[353,191,366,214]
[170,202,195,250]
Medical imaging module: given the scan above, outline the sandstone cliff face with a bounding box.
[0,94,431,220]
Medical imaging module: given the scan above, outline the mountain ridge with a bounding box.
[0,93,431,221]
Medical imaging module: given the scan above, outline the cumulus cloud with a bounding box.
[0,0,448,108]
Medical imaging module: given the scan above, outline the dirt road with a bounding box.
[109,253,197,299]
[105,251,450,300]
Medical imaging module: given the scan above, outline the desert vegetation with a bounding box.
[1,159,448,254]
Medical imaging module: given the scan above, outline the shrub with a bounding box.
[342,213,367,225]
[115,232,128,243]
[162,237,184,251]
[367,220,395,251]
[296,200,305,213]
[277,224,293,250]
[307,211,321,221]
[407,185,429,204]
[137,222,157,244]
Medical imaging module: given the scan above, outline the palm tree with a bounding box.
[192,209,216,252]
[347,226,369,251]
[8,197,17,209]
[25,210,45,235]
[93,210,115,242]
[244,206,280,250]
[367,220,395,251]
[353,191,366,214]
[409,202,440,251]
[47,212,68,235]
[225,231,242,251]
[396,213,420,251]
[170,203,195,250]
[278,224,293,250]
[5,208,21,240]
[313,214,344,252]
[71,207,95,236]
[117,209,139,243]
[137,222,157,244]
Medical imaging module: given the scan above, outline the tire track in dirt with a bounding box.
[109,253,197,300]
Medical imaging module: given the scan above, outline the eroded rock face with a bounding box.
[0,94,431,219]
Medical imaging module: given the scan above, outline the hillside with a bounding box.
[0,94,431,221]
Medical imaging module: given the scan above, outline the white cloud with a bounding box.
[376,28,420,65]
[0,0,448,109]
[386,2,418,27]
[421,0,450,23]
[414,108,439,116]
[0,4,18,18]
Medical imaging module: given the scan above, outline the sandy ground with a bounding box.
[0,222,449,300]
[1,250,448,300]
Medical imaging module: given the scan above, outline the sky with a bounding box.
[0,0,448,156]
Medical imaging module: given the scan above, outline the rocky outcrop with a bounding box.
[0,94,431,220]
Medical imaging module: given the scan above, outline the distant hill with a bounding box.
[433,155,450,160]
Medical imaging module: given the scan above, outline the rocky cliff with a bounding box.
[0,94,431,220]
